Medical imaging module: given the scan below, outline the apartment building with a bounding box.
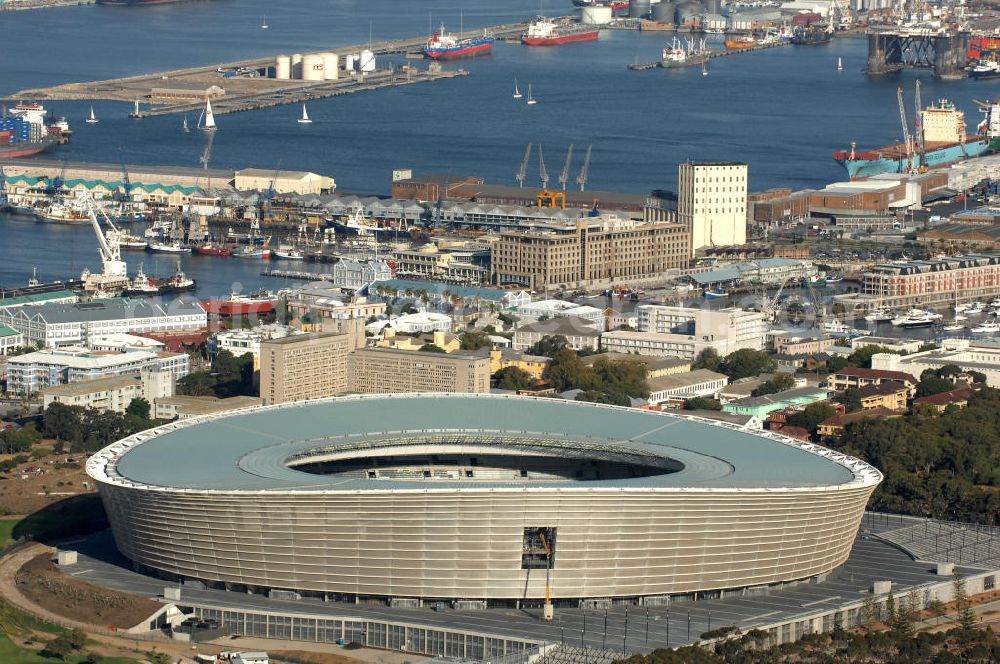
[872,338,1000,388]
[41,369,174,413]
[349,348,490,395]
[862,255,1000,309]
[259,332,352,405]
[491,216,690,290]
[678,162,748,254]
[646,369,728,405]
[827,367,919,396]
[7,347,189,395]
[637,305,765,352]
[512,317,603,352]
[601,330,730,361]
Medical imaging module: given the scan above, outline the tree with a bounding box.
[125,397,150,420]
[576,389,630,407]
[40,637,74,659]
[418,344,446,353]
[67,628,88,651]
[750,374,795,397]
[495,367,534,391]
[527,334,570,358]
[683,397,723,411]
[838,386,863,413]
[459,330,492,351]
[717,349,775,381]
[916,374,954,398]
[954,576,977,631]
[145,650,172,664]
[786,402,839,433]
[692,348,721,372]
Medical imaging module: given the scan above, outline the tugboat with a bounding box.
[660,37,710,68]
[122,264,160,297]
[157,264,196,294]
[192,243,233,257]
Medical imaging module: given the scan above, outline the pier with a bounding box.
[5,21,534,118]
[628,39,791,71]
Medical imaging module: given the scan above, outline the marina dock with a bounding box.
[628,39,792,70]
[5,21,534,118]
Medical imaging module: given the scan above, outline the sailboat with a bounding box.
[837,56,843,72]
[701,61,708,76]
[182,115,189,133]
[86,106,98,124]
[298,103,312,124]
[526,83,537,105]
[513,79,522,99]
[261,15,268,29]
[200,98,217,132]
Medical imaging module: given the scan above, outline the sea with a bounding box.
[1,0,998,299]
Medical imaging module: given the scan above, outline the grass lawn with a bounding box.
[0,635,141,664]
[0,519,18,548]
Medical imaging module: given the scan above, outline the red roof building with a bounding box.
[828,367,919,396]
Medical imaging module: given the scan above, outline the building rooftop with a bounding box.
[5,298,205,324]
[833,367,918,383]
[647,369,727,393]
[90,394,880,493]
[581,353,689,372]
[0,289,77,310]
[155,395,262,417]
[728,385,828,408]
[0,324,19,338]
[516,317,602,338]
[857,382,908,398]
[41,374,142,397]
[820,407,900,429]
[8,348,158,369]
[913,386,977,407]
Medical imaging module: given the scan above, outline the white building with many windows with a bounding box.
[7,347,190,395]
[0,299,207,348]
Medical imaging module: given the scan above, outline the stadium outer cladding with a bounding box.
[86,394,882,602]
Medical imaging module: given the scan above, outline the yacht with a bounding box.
[864,306,894,323]
[891,308,942,328]
[966,301,986,315]
[972,320,1000,334]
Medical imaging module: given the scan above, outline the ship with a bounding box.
[0,103,66,158]
[521,17,600,46]
[724,35,756,50]
[971,60,1000,80]
[202,290,277,317]
[572,0,628,8]
[661,37,710,68]
[192,243,233,257]
[422,24,495,59]
[834,97,991,179]
[35,202,90,225]
[147,241,191,254]
[791,24,832,45]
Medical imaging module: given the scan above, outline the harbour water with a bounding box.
[2,0,996,195]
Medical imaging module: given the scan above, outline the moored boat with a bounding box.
[423,24,494,59]
[522,17,600,46]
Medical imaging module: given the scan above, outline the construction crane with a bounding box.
[557,144,574,191]
[896,87,914,175]
[538,144,549,189]
[914,80,925,170]
[46,160,67,196]
[576,144,592,191]
[539,531,554,621]
[515,143,533,188]
[260,164,282,223]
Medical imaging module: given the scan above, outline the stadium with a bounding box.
[87,394,882,605]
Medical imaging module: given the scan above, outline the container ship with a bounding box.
[522,17,599,45]
[0,103,69,159]
[833,98,990,179]
[422,24,494,59]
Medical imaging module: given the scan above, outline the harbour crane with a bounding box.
[515,143,533,188]
[538,144,549,189]
[260,163,282,224]
[914,80,925,169]
[576,144,592,191]
[46,160,68,196]
[896,87,915,175]
[557,144,574,191]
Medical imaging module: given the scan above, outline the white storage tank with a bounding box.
[322,52,339,80]
[302,53,325,81]
[359,49,376,73]
[275,54,291,80]
[344,54,355,71]
[291,53,303,79]
[581,5,613,24]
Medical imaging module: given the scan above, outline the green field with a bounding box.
[0,519,18,549]
[0,635,141,664]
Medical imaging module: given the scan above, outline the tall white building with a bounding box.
[637,305,766,352]
[678,162,748,254]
